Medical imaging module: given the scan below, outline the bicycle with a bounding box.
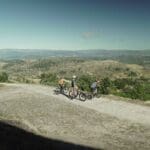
[68,87,79,99]
[54,85,68,96]
[79,91,101,101]
[68,87,88,101]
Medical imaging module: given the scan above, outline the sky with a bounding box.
[0,0,150,50]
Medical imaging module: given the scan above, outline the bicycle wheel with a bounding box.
[62,87,68,95]
[54,87,60,95]
[87,94,93,100]
[79,92,87,101]
[96,93,101,98]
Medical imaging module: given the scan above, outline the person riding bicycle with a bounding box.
[90,80,100,96]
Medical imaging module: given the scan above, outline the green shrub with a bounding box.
[40,73,57,86]
[100,77,112,94]
[113,78,138,89]
[77,75,95,91]
[112,78,150,101]
[0,72,8,82]
[78,76,112,95]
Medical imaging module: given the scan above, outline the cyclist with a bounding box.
[58,77,66,93]
[70,75,78,99]
[71,75,77,88]
[90,80,100,96]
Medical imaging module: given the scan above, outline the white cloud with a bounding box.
[82,32,95,39]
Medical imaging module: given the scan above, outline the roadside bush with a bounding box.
[77,75,95,91]
[100,77,112,94]
[122,83,145,100]
[112,78,150,101]
[40,73,57,86]
[0,72,8,82]
[78,76,112,95]
[113,78,137,89]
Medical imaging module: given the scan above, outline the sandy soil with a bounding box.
[0,83,150,150]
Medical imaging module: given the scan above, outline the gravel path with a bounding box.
[4,83,149,126]
[0,83,150,150]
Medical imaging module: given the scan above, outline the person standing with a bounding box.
[90,80,100,96]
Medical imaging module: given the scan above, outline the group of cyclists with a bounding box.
[58,75,100,99]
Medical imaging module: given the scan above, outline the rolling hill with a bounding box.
[0,49,149,66]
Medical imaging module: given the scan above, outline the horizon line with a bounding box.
[0,48,149,51]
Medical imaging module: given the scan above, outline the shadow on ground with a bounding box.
[0,121,102,150]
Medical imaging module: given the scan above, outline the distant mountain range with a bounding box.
[0,49,149,65]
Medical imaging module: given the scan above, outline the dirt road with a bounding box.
[0,83,150,150]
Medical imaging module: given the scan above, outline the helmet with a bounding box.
[72,75,76,79]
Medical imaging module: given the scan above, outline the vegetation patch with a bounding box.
[111,78,150,101]
[40,73,58,86]
[40,73,150,101]
[1,57,150,101]
[0,72,8,82]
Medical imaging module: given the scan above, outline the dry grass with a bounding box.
[1,58,150,82]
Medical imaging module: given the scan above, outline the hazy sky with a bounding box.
[0,0,150,50]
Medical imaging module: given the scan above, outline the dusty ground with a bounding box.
[0,83,150,150]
